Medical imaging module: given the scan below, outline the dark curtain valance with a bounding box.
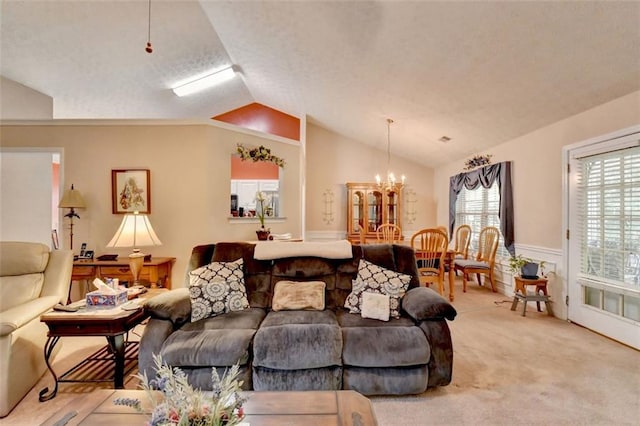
[448,161,515,256]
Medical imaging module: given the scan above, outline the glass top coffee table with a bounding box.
[42,389,378,425]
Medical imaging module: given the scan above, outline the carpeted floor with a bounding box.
[2,277,638,425]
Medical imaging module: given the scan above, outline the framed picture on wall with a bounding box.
[111,169,151,214]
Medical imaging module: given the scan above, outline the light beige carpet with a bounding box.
[2,278,638,425]
[372,280,640,425]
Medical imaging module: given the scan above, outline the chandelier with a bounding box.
[375,118,405,192]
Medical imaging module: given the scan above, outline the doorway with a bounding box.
[0,149,61,247]
[564,126,640,349]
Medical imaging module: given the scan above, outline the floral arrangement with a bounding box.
[236,144,285,168]
[114,354,246,426]
[255,191,271,229]
[464,154,492,170]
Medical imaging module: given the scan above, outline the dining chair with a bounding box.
[376,223,402,243]
[453,226,500,293]
[357,223,367,245]
[453,224,472,260]
[410,228,449,295]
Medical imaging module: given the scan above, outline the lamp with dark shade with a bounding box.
[58,184,86,250]
[106,211,162,286]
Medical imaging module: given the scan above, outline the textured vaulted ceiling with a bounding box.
[1,1,639,167]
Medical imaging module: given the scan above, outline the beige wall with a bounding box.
[2,90,637,291]
[305,123,436,238]
[0,122,301,287]
[434,90,640,251]
[0,76,53,120]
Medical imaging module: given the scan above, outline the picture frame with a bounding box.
[111,169,151,214]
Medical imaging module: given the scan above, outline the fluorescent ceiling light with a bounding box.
[171,66,237,97]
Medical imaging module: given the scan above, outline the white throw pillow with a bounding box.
[360,291,390,322]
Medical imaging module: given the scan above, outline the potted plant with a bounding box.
[507,254,545,279]
[255,191,271,240]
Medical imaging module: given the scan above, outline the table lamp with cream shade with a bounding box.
[106,211,162,287]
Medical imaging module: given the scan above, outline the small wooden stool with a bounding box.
[510,276,554,317]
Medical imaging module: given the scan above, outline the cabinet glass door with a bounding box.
[352,191,364,231]
[387,190,398,224]
[368,191,383,232]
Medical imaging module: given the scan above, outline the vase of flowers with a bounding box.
[114,354,246,426]
[255,191,271,240]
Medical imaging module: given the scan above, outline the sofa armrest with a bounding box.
[402,287,457,321]
[0,296,59,336]
[144,288,191,327]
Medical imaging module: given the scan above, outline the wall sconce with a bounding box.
[58,184,86,250]
[322,189,335,225]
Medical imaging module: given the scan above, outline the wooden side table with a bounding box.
[510,276,554,317]
[69,257,175,302]
[37,290,165,401]
[72,257,175,288]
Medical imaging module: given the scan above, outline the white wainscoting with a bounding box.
[492,244,566,319]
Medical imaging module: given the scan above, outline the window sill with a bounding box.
[228,217,287,224]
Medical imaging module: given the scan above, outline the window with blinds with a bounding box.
[578,146,640,289]
[455,182,509,258]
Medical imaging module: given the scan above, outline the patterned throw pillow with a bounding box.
[344,259,411,319]
[188,258,250,322]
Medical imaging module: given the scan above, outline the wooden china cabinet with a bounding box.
[346,182,403,243]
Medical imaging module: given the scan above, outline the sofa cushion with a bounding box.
[339,311,430,367]
[0,274,45,312]
[336,309,414,328]
[272,280,325,311]
[161,328,256,367]
[180,307,266,332]
[343,365,428,395]
[0,242,50,276]
[253,310,342,370]
[189,258,249,322]
[253,366,342,391]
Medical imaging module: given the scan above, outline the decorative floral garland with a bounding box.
[236,144,285,168]
[464,154,492,170]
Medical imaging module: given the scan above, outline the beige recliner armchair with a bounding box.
[0,242,72,417]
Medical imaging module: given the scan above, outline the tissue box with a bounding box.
[86,288,128,309]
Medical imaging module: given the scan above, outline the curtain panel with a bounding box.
[448,161,515,255]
